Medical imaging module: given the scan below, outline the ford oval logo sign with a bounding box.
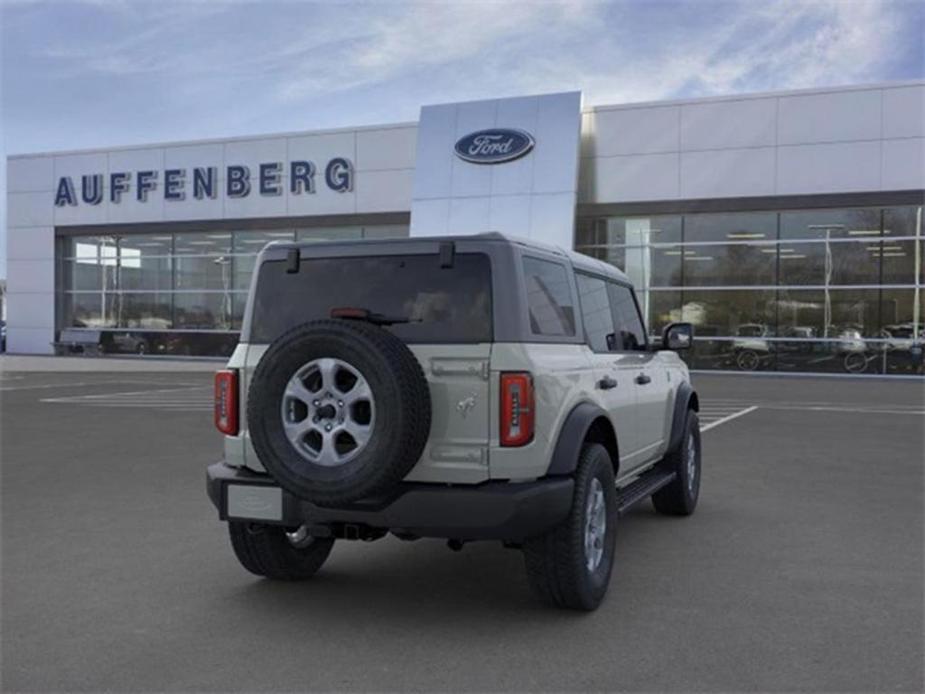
[454,128,535,164]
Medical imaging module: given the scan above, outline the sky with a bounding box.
[1,0,924,277]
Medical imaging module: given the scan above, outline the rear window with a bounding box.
[249,253,492,343]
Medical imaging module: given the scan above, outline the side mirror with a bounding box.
[662,322,694,351]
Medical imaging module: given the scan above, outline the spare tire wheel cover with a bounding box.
[247,319,431,506]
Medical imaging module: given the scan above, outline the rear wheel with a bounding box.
[736,349,760,371]
[843,352,868,373]
[228,522,335,580]
[652,410,701,516]
[523,443,617,611]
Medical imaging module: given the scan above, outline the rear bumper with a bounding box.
[206,462,573,542]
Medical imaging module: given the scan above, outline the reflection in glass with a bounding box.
[780,208,882,240]
[880,289,922,339]
[119,255,172,291]
[778,289,880,338]
[883,206,922,238]
[777,240,880,285]
[63,235,119,262]
[118,293,173,329]
[679,290,776,337]
[576,273,615,352]
[231,292,247,330]
[575,215,682,247]
[878,240,919,285]
[648,291,682,336]
[60,260,109,291]
[295,226,363,242]
[233,230,294,252]
[683,212,777,243]
[119,234,172,256]
[64,293,117,329]
[522,257,576,337]
[174,292,236,330]
[175,255,233,290]
[233,254,258,291]
[680,244,775,286]
[174,232,232,255]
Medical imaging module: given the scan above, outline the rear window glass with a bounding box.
[249,253,492,343]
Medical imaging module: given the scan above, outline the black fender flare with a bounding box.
[545,402,618,477]
[667,381,699,453]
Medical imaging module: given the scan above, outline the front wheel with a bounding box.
[523,443,617,611]
[652,410,701,516]
[228,522,335,580]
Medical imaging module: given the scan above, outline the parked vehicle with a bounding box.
[105,331,150,355]
[732,323,772,371]
[206,234,700,610]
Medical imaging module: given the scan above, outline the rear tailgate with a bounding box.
[405,344,492,484]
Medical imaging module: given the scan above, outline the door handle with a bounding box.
[597,376,618,390]
[635,373,652,385]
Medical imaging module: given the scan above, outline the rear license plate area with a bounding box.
[226,484,283,521]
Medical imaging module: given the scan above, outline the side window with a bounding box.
[522,257,576,337]
[576,273,617,352]
[608,283,647,351]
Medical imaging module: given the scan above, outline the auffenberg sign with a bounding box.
[53,157,354,207]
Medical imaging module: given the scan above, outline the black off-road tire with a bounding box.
[228,522,335,580]
[247,319,431,506]
[736,349,760,371]
[843,352,868,374]
[652,410,701,516]
[523,443,617,611]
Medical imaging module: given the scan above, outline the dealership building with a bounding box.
[5,81,924,374]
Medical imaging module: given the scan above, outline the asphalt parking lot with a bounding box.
[2,366,923,692]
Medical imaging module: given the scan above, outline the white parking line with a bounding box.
[41,385,213,411]
[700,405,759,432]
[760,405,925,416]
[2,382,107,392]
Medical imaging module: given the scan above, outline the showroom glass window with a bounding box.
[575,205,922,374]
[56,223,409,356]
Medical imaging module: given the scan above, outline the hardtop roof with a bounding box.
[270,231,630,284]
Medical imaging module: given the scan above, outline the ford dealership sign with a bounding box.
[454,128,534,164]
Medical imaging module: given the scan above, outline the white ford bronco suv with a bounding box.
[207,233,700,610]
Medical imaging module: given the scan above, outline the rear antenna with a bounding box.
[439,240,455,269]
[286,248,300,274]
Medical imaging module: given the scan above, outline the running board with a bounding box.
[616,467,676,516]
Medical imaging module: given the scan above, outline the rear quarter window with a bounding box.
[249,253,492,343]
[522,257,576,337]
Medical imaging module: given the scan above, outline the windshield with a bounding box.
[249,252,492,344]
[737,325,766,337]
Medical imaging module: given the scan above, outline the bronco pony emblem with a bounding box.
[456,395,477,417]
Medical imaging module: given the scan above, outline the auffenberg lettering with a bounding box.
[54,157,354,206]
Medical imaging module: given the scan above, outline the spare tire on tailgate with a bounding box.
[247,319,431,506]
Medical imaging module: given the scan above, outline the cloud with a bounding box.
[1,0,921,155]
[274,1,599,102]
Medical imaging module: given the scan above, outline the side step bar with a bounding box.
[616,467,676,516]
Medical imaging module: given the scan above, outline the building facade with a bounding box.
[6,82,924,374]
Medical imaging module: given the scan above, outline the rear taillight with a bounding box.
[500,372,534,447]
[214,369,239,435]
